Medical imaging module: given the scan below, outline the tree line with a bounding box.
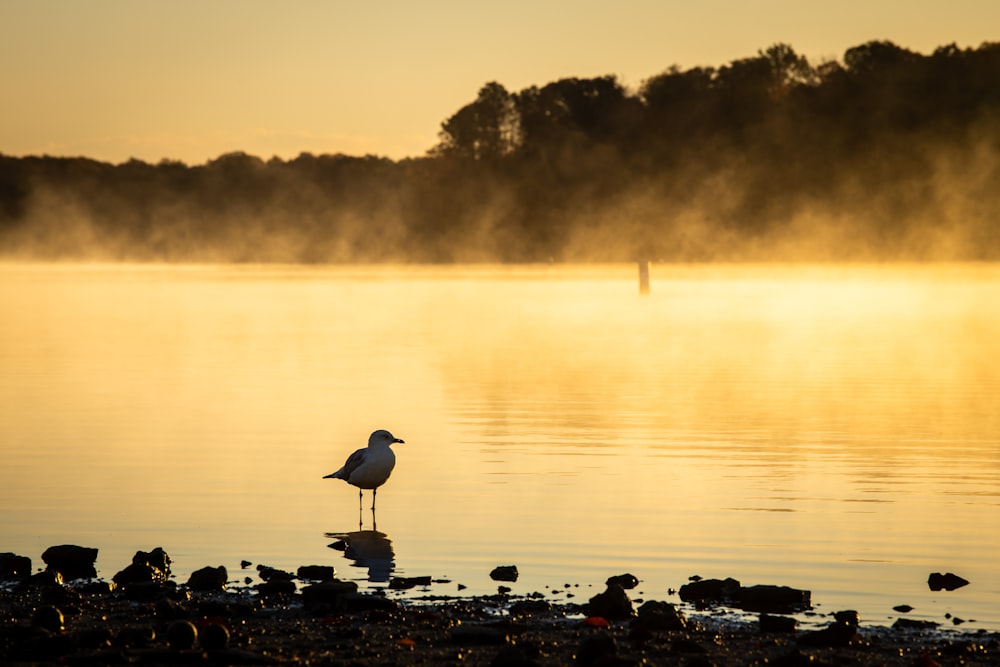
[2,40,999,263]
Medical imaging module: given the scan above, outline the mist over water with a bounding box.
[1,263,998,631]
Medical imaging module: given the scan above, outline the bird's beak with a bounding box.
[394,438,405,444]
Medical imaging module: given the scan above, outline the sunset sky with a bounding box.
[2,0,997,165]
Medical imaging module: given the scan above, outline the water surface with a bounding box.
[1,263,998,630]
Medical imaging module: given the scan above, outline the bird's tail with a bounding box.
[323,468,345,480]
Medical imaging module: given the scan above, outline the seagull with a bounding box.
[324,430,403,510]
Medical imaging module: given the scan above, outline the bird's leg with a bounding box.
[371,488,377,511]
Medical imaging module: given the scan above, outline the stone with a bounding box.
[166,621,198,650]
[605,573,639,590]
[739,585,811,613]
[32,606,64,633]
[301,580,360,611]
[297,565,335,581]
[798,620,860,647]
[41,544,98,580]
[834,610,860,627]
[198,622,230,651]
[634,600,686,631]
[113,548,172,586]
[389,575,432,590]
[577,630,617,665]
[186,565,228,591]
[585,582,634,620]
[490,565,519,582]
[256,565,294,581]
[892,617,940,630]
[927,572,969,591]
[490,646,540,667]
[678,577,741,604]
[893,604,914,613]
[0,552,31,579]
[759,613,797,633]
[257,579,296,599]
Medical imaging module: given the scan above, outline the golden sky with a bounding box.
[2,0,997,164]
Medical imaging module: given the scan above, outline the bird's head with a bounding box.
[370,429,404,446]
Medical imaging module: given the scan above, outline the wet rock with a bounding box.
[585,582,634,620]
[343,592,398,613]
[301,580,360,612]
[123,581,168,601]
[491,565,519,582]
[256,564,294,581]
[166,620,198,650]
[186,565,228,591]
[928,572,969,591]
[113,547,172,586]
[759,613,797,633]
[605,573,639,590]
[25,569,64,589]
[510,599,552,616]
[834,609,860,627]
[634,599,686,631]
[671,637,709,654]
[389,575,432,590]
[198,622,230,651]
[31,605,64,633]
[116,625,156,648]
[678,577,740,604]
[740,584,812,613]
[257,578,296,599]
[892,617,941,630]
[894,604,915,613]
[297,564,335,581]
[798,619,860,647]
[41,544,98,580]
[79,580,116,595]
[0,552,31,579]
[577,630,616,665]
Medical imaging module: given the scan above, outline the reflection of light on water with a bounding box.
[326,530,395,583]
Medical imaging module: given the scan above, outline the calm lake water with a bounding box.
[1,263,998,630]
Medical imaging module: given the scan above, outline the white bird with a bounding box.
[324,430,403,510]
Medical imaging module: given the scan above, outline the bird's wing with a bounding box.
[340,447,368,478]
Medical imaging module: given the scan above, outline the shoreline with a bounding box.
[2,547,997,666]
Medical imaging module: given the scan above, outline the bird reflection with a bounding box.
[326,527,395,583]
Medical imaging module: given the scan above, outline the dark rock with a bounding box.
[798,620,860,647]
[451,624,509,645]
[257,579,296,599]
[510,599,551,616]
[389,575,432,590]
[256,565,294,581]
[892,617,941,630]
[296,564,335,581]
[893,604,914,613]
[0,552,31,579]
[241,559,252,568]
[490,565,519,582]
[577,630,617,665]
[79,580,116,595]
[760,613,798,633]
[123,580,167,601]
[928,572,969,591]
[740,584,811,613]
[116,625,156,648]
[343,592,398,613]
[198,622,230,651]
[166,620,198,650]
[301,580,360,611]
[113,547,171,586]
[31,605,64,633]
[41,544,98,580]
[634,599,686,631]
[498,585,512,595]
[585,582,634,620]
[834,609,860,627]
[678,577,740,603]
[186,565,228,591]
[26,569,64,588]
[606,573,639,590]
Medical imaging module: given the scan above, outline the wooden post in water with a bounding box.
[638,260,650,295]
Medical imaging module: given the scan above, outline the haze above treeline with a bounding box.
[2,40,999,263]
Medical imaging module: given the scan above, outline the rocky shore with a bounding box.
[1,546,996,666]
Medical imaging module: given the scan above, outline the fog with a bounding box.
[1,40,999,263]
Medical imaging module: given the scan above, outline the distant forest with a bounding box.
[2,40,1000,263]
